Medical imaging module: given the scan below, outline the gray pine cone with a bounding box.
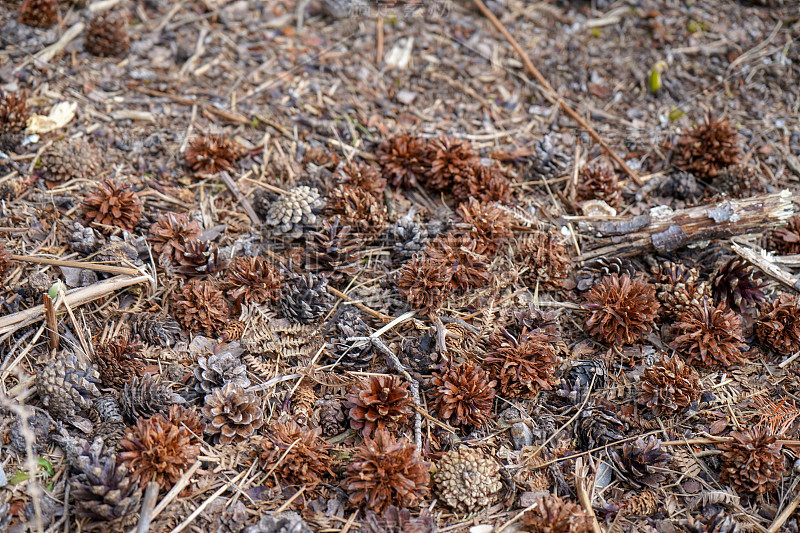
[327,308,373,369]
[91,394,127,447]
[194,351,250,398]
[243,511,312,533]
[262,186,325,240]
[119,373,185,422]
[278,273,333,324]
[575,257,636,291]
[67,221,103,254]
[386,209,429,261]
[36,353,101,421]
[318,396,346,437]
[70,437,142,523]
[131,312,183,347]
[8,409,55,454]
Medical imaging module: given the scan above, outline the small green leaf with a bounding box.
[668,107,686,121]
[47,282,60,300]
[9,471,30,485]
[37,458,54,477]
[649,69,661,92]
[590,27,602,39]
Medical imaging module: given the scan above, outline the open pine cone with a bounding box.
[756,294,800,356]
[19,0,57,28]
[671,114,741,180]
[425,135,479,191]
[194,350,250,398]
[518,494,593,533]
[376,134,431,188]
[261,185,324,240]
[397,255,452,315]
[719,426,785,496]
[425,233,490,292]
[82,178,143,233]
[131,312,183,347]
[670,299,747,367]
[85,13,130,56]
[335,161,386,194]
[344,375,413,437]
[278,272,332,324]
[202,383,264,444]
[455,199,514,254]
[172,278,230,335]
[119,405,204,489]
[651,261,711,319]
[119,373,185,422]
[637,354,700,416]
[185,135,242,174]
[257,420,332,490]
[610,436,671,489]
[583,274,660,345]
[711,257,765,313]
[434,447,502,513]
[513,230,570,289]
[306,217,364,281]
[325,183,388,237]
[363,506,436,533]
[93,336,144,389]
[174,239,222,277]
[343,429,429,513]
[36,353,101,421]
[453,162,511,203]
[485,328,559,397]
[576,162,622,208]
[0,90,30,134]
[148,213,203,265]
[430,360,496,427]
[223,256,283,306]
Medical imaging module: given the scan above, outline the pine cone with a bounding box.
[202,383,264,444]
[278,272,332,324]
[767,215,800,255]
[344,375,413,437]
[680,511,741,533]
[194,350,250,398]
[652,261,712,318]
[39,138,102,187]
[65,220,102,254]
[363,506,436,533]
[386,209,429,260]
[335,161,386,194]
[430,361,495,428]
[36,353,101,421]
[658,170,703,202]
[85,13,130,56]
[70,438,142,523]
[172,278,230,335]
[617,489,659,518]
[397,254,453,314]
[174,239,222,277]
[119,373,185,422]
[326,184,388,237]
[583,274,660,345]
[671,300,747,367]
[131,312,182,347]
[756,294,800,356]
[518,494,592,533]
[575,407,625,450]
[0,90,30,134]
[376,134,431,188]
[0,241,13,280]
[327,308,373,369]
[637,354,699,416]
[318,396,346,437]
[485,328,559,397]
[453,163,511,204]
[185,135,242,174]
[424,233,490,292]
[257,420,332,489]
[513,231,570,289]
[224,256,283,306]
[671,114,741,180]
[719,426,785,496]
[425,136,479,191]
[610,436,671,489]
[455,199,513,254]
[575,257,636,292]
[714,165,766,198]
[8,410,55,454]
[711,258,766,312]
[306,217,364,281]
[243,512,312,533]
[82,178,143,233]
[577,163,622,208]
[148,213,203,265]
[119,405,204,489]
[91,394,127,447]
[509,304,561,338]
[434,447,502,513]
[19,0,57,28]
[261,185,324,240]
[94,336,144,389]
[303,144,338,168]
[343,429,429,513]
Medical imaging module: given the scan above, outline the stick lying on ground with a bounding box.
[576,190,795,260]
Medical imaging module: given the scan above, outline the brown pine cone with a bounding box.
[453,163,511,203]
[194,350,250,398]
[261,185,324,240]
[19,0,57,28]
[185,135,242,175]
[618,489,659,518]
[756,294,800,356]
[175,239,222,277]
[711,257,765,313]
[131,312,182,347]
[172,278,230,335]
[671,114,742,180]
[148,213,203,265]
[39,138,102,187]
[94,336,144,389]
[0,90,30,134]
[455,199,513,254]
[202,383,264,444]
[36,353,101,421]
[343,429,429,513]
[651,261,712,319]
[376,134,431,188]
[335,161,387,194]
[223,256,283,306]
[306,217,364,281]
[344,375,413,437]
[767,215,800,255]
[326,183,388,237]
[82,178,143,233]
[575,407,626,450]
[429,360,496,427]
[363,506,436,533]
[680,512,740,533]
[671,300,747,367]
[485,328,559,398]
[425,136,479,191]
[397,255,452,315]
[583,274,660,345]
[518,494,592,533]
[318,396,346,437]
[637,354,699,416]
[719,426,785,496]
[0,241,13,280]
[610,436,671,488]
[119,373,185,422]
[70,438,142,523]
[577,162,622,208]
[434,447,502,513]
[85,13,130,56]
[425,233,490,292]
[257,420,332,489]
[513,230,570,289]
[119,405,203,489]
